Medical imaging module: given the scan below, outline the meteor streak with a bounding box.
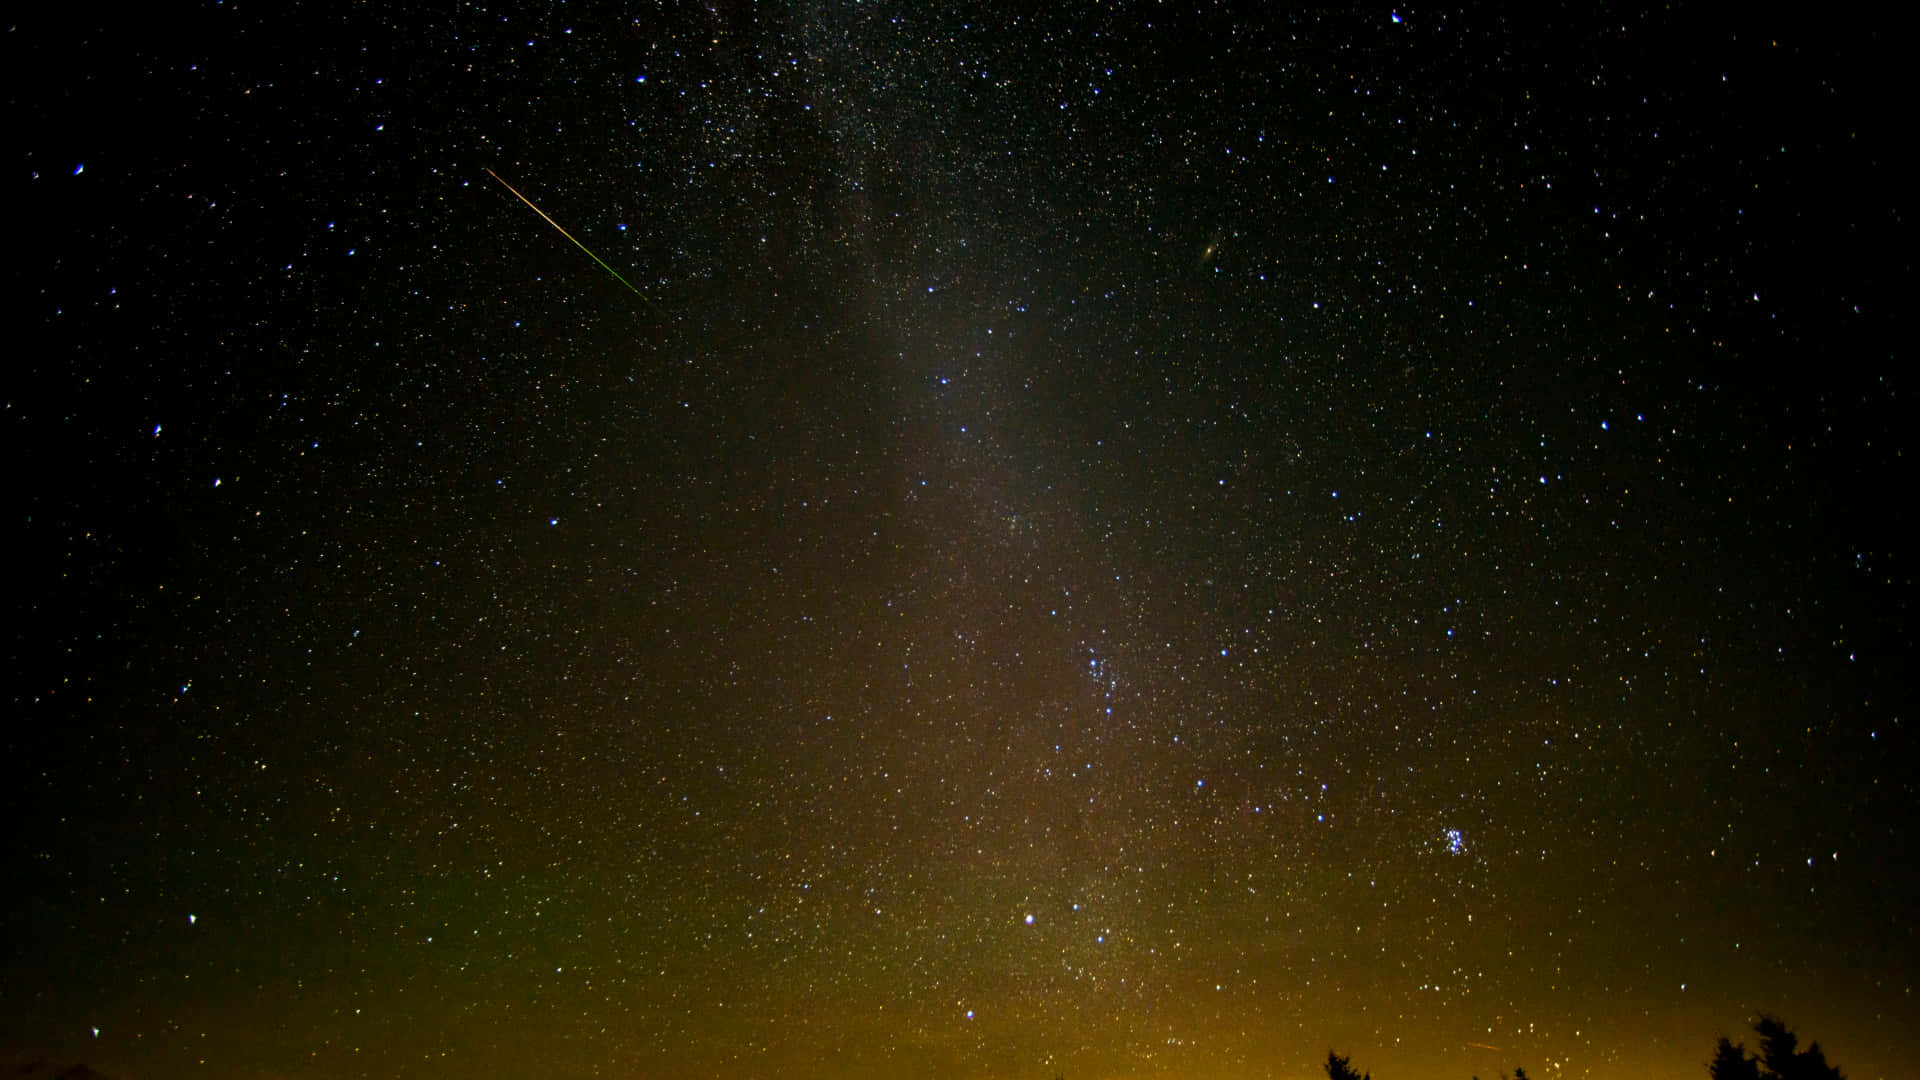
[486,168,663,316]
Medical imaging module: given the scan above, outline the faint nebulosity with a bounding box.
[6,5,1912,1080]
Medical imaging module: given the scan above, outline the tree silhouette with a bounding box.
[1712,1037,1764,1080]
[1325,1049,1371,1080]
[1711,1015,1843,1080]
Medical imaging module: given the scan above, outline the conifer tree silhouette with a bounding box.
[1325,1049,1371,1080]
[1712,1037,1764,1080]
[1711,1015,1843,1080]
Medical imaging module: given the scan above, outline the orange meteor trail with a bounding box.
[486,168,663,316]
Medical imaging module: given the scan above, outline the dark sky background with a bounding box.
[6,4,1913,1079]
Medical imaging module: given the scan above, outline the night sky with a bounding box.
[7,5,1915,1080]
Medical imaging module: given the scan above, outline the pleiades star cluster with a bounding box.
[6,5,1912,1080]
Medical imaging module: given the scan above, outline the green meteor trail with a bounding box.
[486,168,664,317]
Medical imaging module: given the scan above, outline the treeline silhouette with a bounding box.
[1709,1016,1844,1080]
[1324,1015,1844,1080]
